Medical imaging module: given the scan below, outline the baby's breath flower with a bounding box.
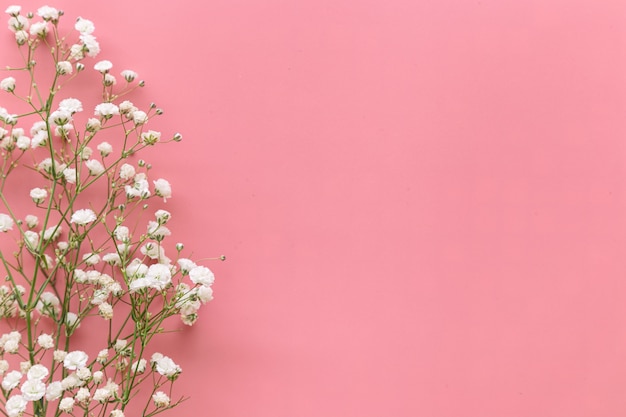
[0,77,16,92]
[75,17,94,34]
[70,209,96,225]
[57,61,73,75]
[152,391,170,408]
[59,397,75,412]
[97,141,112,156]
[94,60,112,73]
[121,69,137,82]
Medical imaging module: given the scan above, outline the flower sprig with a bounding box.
[0,5,219,417]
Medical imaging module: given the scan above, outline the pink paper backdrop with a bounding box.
[3,0,626,415]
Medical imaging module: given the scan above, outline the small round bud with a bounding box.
[173,133,182,142]
[175,243,184,252]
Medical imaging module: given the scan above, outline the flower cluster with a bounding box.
[0,5,219,417]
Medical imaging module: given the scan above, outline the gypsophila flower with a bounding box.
[59,397,75,412]
[96,349,108,364]
[21,379,46,401]
[70,209,96,225]
[63,168,76,184]
[94,60,112,73]
[119,163,135,180]
[0,77,16,92]
[141,130,161,145]
[37,5,60,21]
[152,391,170,407]
[30,187,47,204]
[189,266,215,286]
[153,178,172,200]
[132,110,148,124]
[4,6,20,16]
[57,60,73,75]
[75,16,94,34]
[45,382,63,401]
[97,141,112,156]
[2,371,22,390]
[59,98,83,114]
[27,365,49,381]
[121,69,137,82]
[29,21,49,37]
[154,355,181,379]
[0,213,14,232]
[94,102,119,118]
[65,312,80,329]
[85,159,105,175]
[63,350,88,370]
[5,395,27,417]
[110,410,125,417]
[0,360,8,375]
[75,387,90,403]
[37,333,54,349]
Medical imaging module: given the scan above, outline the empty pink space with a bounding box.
[3,0,626,416]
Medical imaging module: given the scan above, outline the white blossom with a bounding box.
[119,163,135,180]
[75,387,90,403]
[29,21,48,37]
[5,6,20,16]
[94,102,119,118]
[24,215,37,228]
[154,355,181,379]
[45,381,63,401]
[152,391,170,407]
[20,379,46,401]
[29,187,47,204]
[59,397,75,412]
[37,334,54,349]
[0,77,15,92]
[141,130,161,145]
[121,70,137,82]
[63,168,76,184]
[153,178,171,200]
[75,17,94,34]
[85,159,105,175]
[97,141,112,156]
[57,61,73,75]
[26,364,49,381]
[70,209,96,225]
[80,34,100,57]
[5,395,27,417]
[94,60,112,73]
[2,370,22,390]
[0,213,14,232]
[189,266,215,286]
[37,6,59,21]
[63,351,88,370]
[59,98,83,114]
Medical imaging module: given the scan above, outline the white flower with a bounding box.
[119,163,135,180]
[93,387,111,403]
[63,168,76,184]
[53,350,67,362]
[114,339,127,353]
[70,209,96,225]
[147,221,171,240]
[177,258,197,275]
[42,225,62,241]
[155,209,171,224]
[110,410,125,417]
[97,141,112,156]
[125,259,148,278]
[153,178,171,200]
[132,110,147,124]
[75,17,94,34]
[86,118,101,131]
[57,61,73,75]
[98,302,113,320]
[92,371,103,383]
[197,285,214,303]
[0,77,15,92]
[29,21,49,37]
[114,225,130,242]
[37,334,54,349]
[49,109,72,126]
[15,135,30,150]
[141,130,161,145]
[189,266,215,286]
[154,356,181,379]
[96,349,108,364]
[59,397,75,412]
[65,312,80,329]
[29,187,47,204]
[94,60,113,73]
[146,264,172,290]
[45,381,63,401]
[23,231,38,250]
[80,146,93,160]
[104,74,116,86]
[63,351,88,370]
[31,130,47,147]
[94,102,119,118]
[76,367,91,381]
[85,159,105,175]
[131,358,147,374]
[102,253,121,266]
[37,6,59,21]
[75,387,90,403]
[121,70,137,82]
[152,391,170,407]
[20,379,46,401]
[5,395,27,417]
[59,98,83,114]
[0,360,9,375]
[80,34,101,57]
[118,100,137,114]
[0,213,14,232]
[5,6,20,16]
[25,215,38,228]
[2,370,22,390]
[8,15,28,32]
[26,364,49,381]
[82,252,100,266]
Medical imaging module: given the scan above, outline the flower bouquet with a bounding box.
[0,5,219,417]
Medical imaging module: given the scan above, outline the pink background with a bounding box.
[4,0,626,415]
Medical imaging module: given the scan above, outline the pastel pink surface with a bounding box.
[3,0,626,416]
